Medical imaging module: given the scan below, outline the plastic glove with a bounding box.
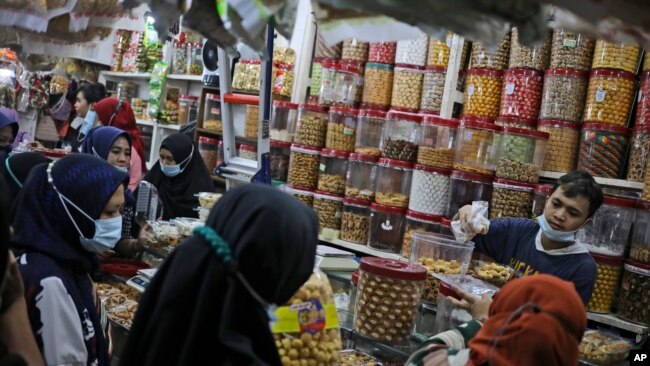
[452,201,490,243]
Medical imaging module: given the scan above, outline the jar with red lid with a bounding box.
[446,170,493,218]
[495,127,549,183]
[354,257,427,343]
[401,210,441,258]
[454,117,501,175]
[537,119,581,173]
[270,140,291,182]
[312,190,344,240]
[462,69,503,119]
[636,71,650,126]
[318,149,349,195]
[203,93,222,132]
[578,123,629,178]
[319,59,338,106]
[626,125,650,182]
[616,260,650,325]
[288,144,321,189]
[587,254,624,314]
[323,60,364,107]
[418,116,459,168]
[426,33,452,68]
[420,66,447,115]
[309,58,324,98]
[326,107,358,152]
[583,69,636,127]
[382,111,422,163]
[375,158,413,208]
[198,137,219,171]
[272,62,294,98]
[469,35,511,71]
[631,201,650,264]
[368,42,396,64]
[509,28,551,71]
[362,63,393,109]
[439,218,453,236]
[179,94,198,125]
[409,165,451,216]
[499,68,543,120]
[345,153,378,201]
[340,197,371,245]
[270,101,299,143]
[395,34,429,67]
[355,109,386,157]
[342,38,369,62]
[238,144,257,161]
[550,30,595,71]
[576,194,637,257]
[540,69,588,123]
[532,184,553,218]
[490,178,534,219]
[292,186,314,207]
[494,116,536,130]
[368,203,407,253]
[592,40,642,74]
[391,64,425,112]
[295,104,329,148]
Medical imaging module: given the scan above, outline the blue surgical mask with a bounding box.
[79,215,123,254]
[113,165,129,173]
[160,146,194,177]
[537,215,580,243]
[80,110,97,136]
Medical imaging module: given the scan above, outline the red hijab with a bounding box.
[468,275,587,366]
[94,97,147,173]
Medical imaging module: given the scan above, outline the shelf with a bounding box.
[158,124,182,131]
[223,93,260,106]
[587,312,650,336]
[539,171,644,190]
[318,236,404,260]
[100,71,151,79]
[136,119,155,127]
[167,74,204,82]
[196,128,258,145]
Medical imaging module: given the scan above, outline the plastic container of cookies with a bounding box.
[591,40,642,73]
[446,170,494,218]
[537,119,581,173]
[417,115,459,169]
[362,63,394,110]
[420,66,447,115]
[332,60,365,108]
[586,253,624,314]
[616,260,650,325]
[368,42,397,64]
[489,178,534,220]
[462,69,503,119]
[340,197,372,245]
[579,330,631,365]
[342,38,369,62]
[409,165,451,217]
[631,200,650,264]
[355,109,387,157]
[288,144,321,190]
[637,72,650,127]
[319,59,338,107]
[270,101,299,143]
[532,184,553,218]
[326,107,358,152]
[470,260,516,287]
[390,65,425,112]
[345,153,378,202]
[577,123,629,179]
[354,257,427,343]
[401,210,441,258]
[382,111,422,162]
[626,125,650,182]
[499,68,544,121]
[369,203,407,253]
[454,117,502,175]
[435,275,498,334]
[508,28,551,71]
[583,69,636,127]
[549,30,595,71]
[313,190,344,240]
[292,186,314,207]
[317,149,349,195]
[468,35,511,71]
[540,69,589,123]
[576,194,637,257]
[495,127,549,184]
[375,158,414,208]
[270,140,291,183]
[295,104,329,148]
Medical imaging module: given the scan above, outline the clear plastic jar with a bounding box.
[578,123,629,179]
[644,164,650,202]
[368,204,407,253]
[238,144,257,161]
[636,72,650,126]
[579,331,631,365]
[232,59,252,92]
[420,66,446,114]
[362,63,393,110]
[321,60,364,108]
[395,34,429,67]
[402,211,441,258]
[288,144,321,189]
[178,94,198,126]
[326,107,358,152]
[342,38,369,62]
[587,254,624,314]
[418,115,459,169]
[244,105,259,139]
[499,68,543,120]
[270,140,291,182]
[626,125,650,182]
[375,158,414,208]
[354,257,426,342]
[187,43,203,75]
[495,127,549,184]
[368,42,396,64]
[532,184,553,218]
[462,68,503,119]
[313,190,344,239]
[319,59,338,106]
[309,58,324,97]
[490,178,534,220]
[592,40,642,73]
[446,170,493,218]
[355,109,386,157]
[583,69,636,127]
[318,149,349,195]
[198,137,219,171]
[272,62,294,98]
[435,275,498,333]
[295,104,329,148]
[454,117,502,175]
[390,65,425,112]
[616,260,650,325]
[203,93,222,132]
[270,101,299,143]
[550,30,595,71]
[576,194,637,257]
[540,69,588,123]
[172,41,187,74]
[468,35,511,70]
[509,28,551,71]
[537,119,581,173]
[345,153,378,202]
[340,197,371,245]
[292,186,314,207]
[409,165,451,216]
[632,201,650,264]
[427,33,451,68]
[382,110,421,162]
[494,116,536,130]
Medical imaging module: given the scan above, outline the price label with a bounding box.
[639,90,643,102]
[343,127,354,136]
[563,38,577,48]
[446,35,452,48]
[467,84,475,96]
[596,89,606,102]
[505,83,515,95]
[319,163,326,172]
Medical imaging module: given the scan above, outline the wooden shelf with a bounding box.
[223,93,259,105]
[539,171,644,190]
[318,236,404,260]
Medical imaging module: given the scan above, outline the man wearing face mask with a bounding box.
[456,170,604,304]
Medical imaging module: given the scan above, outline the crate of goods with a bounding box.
[354,109,387,157]
[626,125,650,182]
[576,194,637,257]
[401,210,441,258]
[577,123,629,179]
[454,117,501,175]
[361,63,394,110]
[342,38,369,62]
[591,40,642,74]
[391,64,425,112]
[295,104,329,148]
[313,190,344,240]
[616,260,650,326]
[270,101,299,143]
[368,203,407,253]
[632,201,650,264]
[340,197,372,245]
[395,34,429,67]
[495,127,549,184]
[287,144,321,189]
[499,68,543,121]
[495,116,536,130]
[420,66,447,115]
[489,178,534,220]
[537,119,580,173]
[326,107,358,152]
[532,184,553,218]
[418,115,459,169]
[446,170,494,219]
[317,149,349,196]
[382,111,422,163]
[409,165,451,217]
[508,28,551,71]
[368,41,396,64]
[582,69,636,127]
[587,254,624,314]
[345,153,378,202]
[579,330,631,365]
[540,69,589,123]
[292,186,314,207]
[549,30,595,71]
[636,71,650,126]
[468,34,511,71]
[462,68,503,119]
[270,140,291,183]
[375,158,414,208]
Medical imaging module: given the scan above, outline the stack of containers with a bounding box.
[361,41,396,111]
[390,33,428,113]
[627,56,650,182]
[538,30,594,173]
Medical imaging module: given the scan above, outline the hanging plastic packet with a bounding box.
[148,61,169,120]
[452,201,490,243]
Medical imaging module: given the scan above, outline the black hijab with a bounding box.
[143,133,213,219]
[1,152,51,213]
[119,184,319,366]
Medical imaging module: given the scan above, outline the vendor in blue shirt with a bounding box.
[457,170,604,304]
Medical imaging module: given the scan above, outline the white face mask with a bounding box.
[113,165,129,173]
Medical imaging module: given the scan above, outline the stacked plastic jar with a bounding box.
[288,144,321,189]
[368,42,396,64]
[537,119,581,173]
[532,184,553,218]
[292,186,314,207]
[446,170,494,218]
[636,71,650,126]
[362,63,394,110]
[198,137,219,171]
[270,140,291,182]
[340,197,372,245]
[631,201,650,264]
[342,38,369,62]
[322,61,364,107]
[368,204,407,253]
[313,190,344,240]
[417,115,459,169]
[490,178,534,219]
[495,127,549,184]
[391,64,425,112]
[468,34,511,70]
[326,107,358,152]
[427,33,450,68]
[319,59,338,106]
[576,194,637,257]
[591,40,642,73]
[495,116,536,130]
[345,153,378,202]
[401,211,441,258]
[309,58,325,99]
[626,125,650,182]
[318,149,349,195]
[499,69,543,120]
[408,165,451,216]
[540,69,588,123]
[462,69,503,118]
[454,117,502,175]
[355,109,386,157]
[549,30,595,71]
[420,66,447,115]
[582,69,636,127]
[616,260,650,326]
[578,123,629,178]
[270,101,299,142]
[382,111,422,163]
[508,28,551,71]
[587,254,624,314]
[644,163,650,201]
[645,53,650,73]
[395,34,429,67]
[374,158,414,208]
[295,104,329,148]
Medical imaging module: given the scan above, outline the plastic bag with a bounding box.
[148,61,168,119]
[452,201,490,243]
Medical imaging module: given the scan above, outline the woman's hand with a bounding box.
[447,285,493,322]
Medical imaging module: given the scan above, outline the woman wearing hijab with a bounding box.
[0,111,17,165]
[1,152,51,212]
[0,108,31,150]
[11,154,129,366]
[407,274,587,366]
[143,132,213,219]
[93,97,147,181]
[120,184,319,366]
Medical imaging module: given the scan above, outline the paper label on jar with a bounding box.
[596,89,606,102]
[360,189,373,196]
[335,211,342,219]
[563,38,577,48]
[446,36,452,48]
[381,219,394,231]
[273,70,285,94]
[211,107,221,115]
[467,84,475,96]
[505,82,515,95]
[319,163,326,172]
[343,127,354,136]
[639,90,643,102]
[272,300,340,334]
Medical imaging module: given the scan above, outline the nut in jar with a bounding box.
[509,28,551,71]
[469,34,511,70]
[587,254,623,314]
[362,63,393,109]
[288,145,321,189]
[550,30,595,71]
[391,65,424,112]
[592,40,642,73]
[583,69,636,127]
[462,69,503,119]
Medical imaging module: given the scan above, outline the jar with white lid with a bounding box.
[354,109,386,157]
[368,203,407,253]
[270,101,299,143]
[382,110,422,163]
[317,149,349,195]
[340,197,371,245]
[409,165,451,217]
[490,178,534,220]
[313,190,344,240]
[401,210,441,258]
[446,170,493,219]
[375,158,414,208]
[576,195,637,257]
[454,116,502,176]
[345,153,378,202]
[417,115,458,169]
